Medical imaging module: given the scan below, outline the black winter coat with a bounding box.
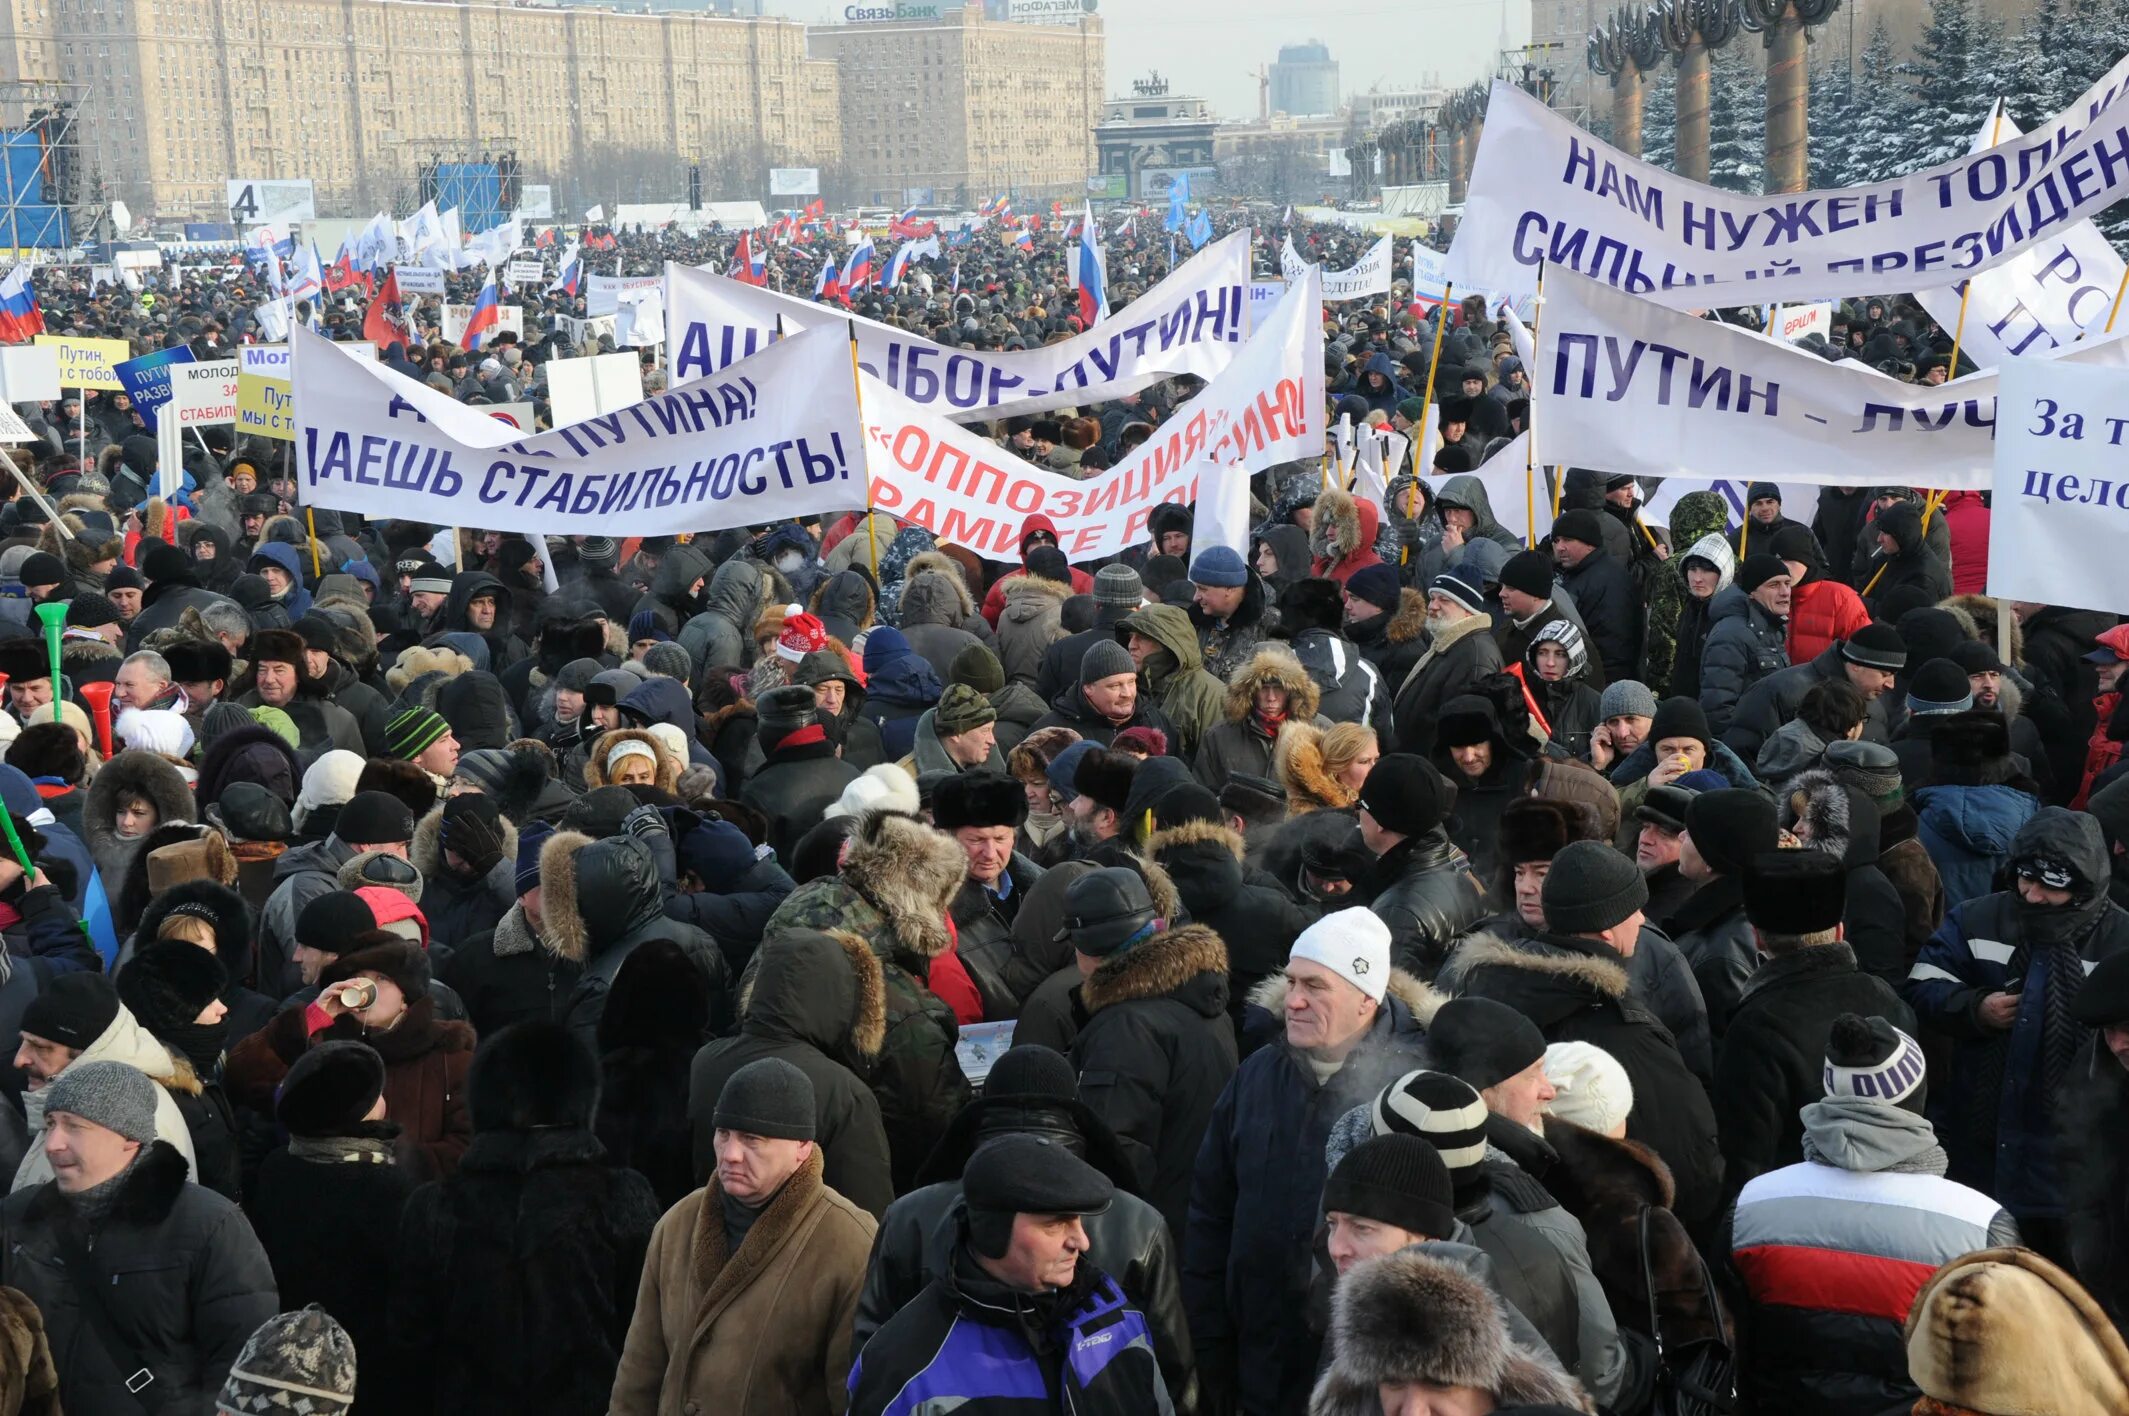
[0,1141,278,1412]
[2063,1034,2129,1325]
[557,837,733,1053]
[1558,548,1641,686]
[660,855,795,977]
[391,1128,661,1416]
[1698,586,1789,734]
[249,1129,419,1415]
[594,1040,698,1214]
[1388,614,1503,757]
[1368,828,1491,976]
[950,854,1044,1023]
[688,929,895,1219]
[1665,875,1760,1042]
[1147,819,1312,1006]
[1449,931,1724,1241]
[1724,646,1895,762]
[1070,923,1238,1237]
[439,901,584,1039]
[1712,942,1916,1198]
[739,740,860,869]
[1027,682,1182,748]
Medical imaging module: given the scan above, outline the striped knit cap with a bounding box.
[383,707,450,760]
[1371,1069,1490,1191]
[1822,1012,1927,1112]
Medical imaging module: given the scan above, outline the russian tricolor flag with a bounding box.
[0,266,43,343]
[1012,227,1033,252]
[1075,203,1108,327]
[461,275,502,350]
[814,255,842,304]
[548,243,582,297]
[842,237,876,293]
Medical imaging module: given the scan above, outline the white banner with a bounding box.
[392,266,446,297]
[548,351,645,428]
[1282,234,1392,301]
[1916,103,2129,367]
[1539,265,2129,489]
[1246,280,1286,333]
[1449,61,2129,309]
[169,360,240,427]
[1427,430,1552,547]
[859,269,1326,561]
[1190,462,1252,560]
[769,168,820,196]
[291,324,863,536]
[1987,358,2129,613]
[587,273,662,317]
[507,256,545,287]
[664,229,1253,419]
[441,303,525,346]
[1771,302,1833,343]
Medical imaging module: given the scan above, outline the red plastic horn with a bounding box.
[75,680,115,759]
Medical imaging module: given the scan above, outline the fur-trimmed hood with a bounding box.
[132,878,255,1000]
[1082,921,1227,1013]
[899,551,976,624]
[999,570,1072,623]
[1541,1114,1677,1212]
[410,800,521,882]
[1309,486,1379,566]
[579,726,680,793]
[1275,722,1359,814]
[82,748,196,880]
[1444,929,1630,1030]
[1385,585,1429,646]
[1312,1246,1594,1415]
[534,829,594,963]
[1223,647,1320,723]
[1939,592,2024,667]
[838,811,969,961]
[739,927,888,1061]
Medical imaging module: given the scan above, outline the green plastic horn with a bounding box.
[32,602,63,724]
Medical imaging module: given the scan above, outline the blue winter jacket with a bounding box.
[247,541,313,619]
[858,626,944,760]
[1912,782,2040,908]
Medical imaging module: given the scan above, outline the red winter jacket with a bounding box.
[980,512,1095,626]
[1785,577,1873,666]
[2074,624,2129,807]
[1939,491,1992,594]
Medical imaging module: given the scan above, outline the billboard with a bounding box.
[1005,0,1090,20]
[226,179,316,226]
[517,184,554,220]
[769,168,820,196]
[1086,173,1128,200]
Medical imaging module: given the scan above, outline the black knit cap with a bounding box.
[1683,789,1779,877]
[1840,623,1908,671]
[1741,848,1848,936]
[1736,554,1790,594]
[1427,996,1549,1090]
[1152,783,1223,830]
[712,1056,816,1142]
[1497,549,1555,600]
[334,791,415,847]
[295,891,376,954]
[1552,508,1606,549]
[1648,696,1712,752]
[114,939,226,1037]
[1948,639,2005,675]
[21,971,119,1049]
[981,1045,1080,1102]
[1358,754,1446,838]
[1539,839,1649,935]
[1322,1134,1456,1239]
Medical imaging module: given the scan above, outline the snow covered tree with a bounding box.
[1707,43,1765,192]
[1643,68,1678,172]
[1893,0,2012,172]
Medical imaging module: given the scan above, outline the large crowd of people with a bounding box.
[0,212,2111,1416]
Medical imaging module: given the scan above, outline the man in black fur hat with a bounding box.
[933,772,1042,1021]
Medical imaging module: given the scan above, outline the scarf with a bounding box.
[2018,896,2107,1105]
[64,1148,145,1223]
[165,1018,229,1077]
[925,914,985,1025]
[1252,705,1289,733]
[287,1134,395,1165]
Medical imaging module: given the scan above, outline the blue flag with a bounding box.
[1165,173,1190,232]
[1186,209,1213,250]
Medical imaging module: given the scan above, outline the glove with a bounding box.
[440,795,507,876]
[622,803,669,841]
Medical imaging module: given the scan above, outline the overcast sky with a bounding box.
[774,0,1520,120]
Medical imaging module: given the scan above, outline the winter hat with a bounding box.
[963,1133,1113,1230]
[1395,396,1427,424]
[1059,866,1160,957]
[712,1057,816,1142]
[823,763,922,820]
[1839,623,1908,671]
[1497,549,1555,601]
[164,638,234,685]
[1043,739,1099,803]
[1735,554,1789,594]
[1345,563,1403,613]
[115,939,226,1037]
[16,552,63,589]
[1358,753,1446,839]
[1948,638,2006,676]
[1188,545,1248,588]
[1428,996,1549,1090]
[1021,545,1070,587]
[275,1041,387,1139]
[382,707,450,760]
[642,642,692,683]
[1541,1042,1634,1135]
[295,892,374,953]
[1823,1012,1927,1111]
[64,593,119,629]
[1094,564,1143,610]
[20,971,119,1049]
[141,542,191,585]
[42,1058,157,1144]
[334,791,414,847]
[1904,1249,2129,1416]
[1539,839,1649,934]
[756,685,822,749]
[1907,657,1974,716]
[1287,907,1393,1004]
[934,683,998,737]
[1152,783,1223,832]
[584,668,637,708]
[247,706,300,752]
[931,771,1025,832]
[1742,848,1849,936]
[1322,1134,1457,1239]
[1825,739,1904,810]
[1552,508,1606,549]
[510,819,552,898]
[578,536,619,569]
[1079,638,1135,686]
[218,1304,359,1416]
[1635,783,1698,833]
[1648,696,1712,752]
[1597,679,1658,722]
[776,611,827,664]
[1683,789,1779,877]
[1369,1070,1490,1183]
[199,701,256,750]
[948,643,1007,695]
[1427,564,1485,616]
[675,819,759,886]
[861,625,912,673]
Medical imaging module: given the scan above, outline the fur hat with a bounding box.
[1070,747,1138,815]
[596,937,712,1055]
[468,1019,601,1132]
[1498,798,1583,868]
[248,628,306,671]
[1317,1248,1593,1414]
[276,1041,388,1138]
[318,935,431,1003]
[1905,1248,2129,1416]
[930,771,1026,833]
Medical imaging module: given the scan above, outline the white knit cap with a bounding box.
[605,738,659,774]
[1542,1041,1634,1135]
[824,763,922,820]
[644,722,690,770]
[115,706,195,759]
[293,749,366,835]
[1287,907,1392,1004]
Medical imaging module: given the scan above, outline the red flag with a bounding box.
[362,269,410,347]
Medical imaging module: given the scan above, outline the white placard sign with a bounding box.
[1449,61,2129,309]
[548,352,646,428]
[1772,302,1833,343]
[586,274,663,317]
[1282,234,1393,301]
[169,360,241,426]
[291,323,863,536]
[1539,265,2129,489]
[769,168,820,196]
[665,230,1252,419]
[392,266,446,296]
[1987,357,2129,613]
[507,257,545,287]
[441,303,525,346]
